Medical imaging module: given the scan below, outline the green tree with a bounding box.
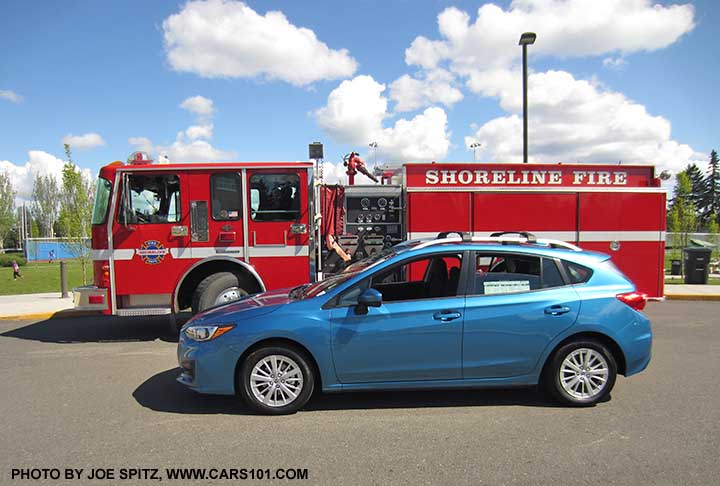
[0,171,15,250]
[703,150,720,226]
[684,163,705,221]
[57,144,95,283]
[668,171,696,249]
[31,173,61,237]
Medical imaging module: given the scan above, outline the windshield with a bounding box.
[91,177,112,225]
[291,272,360,300]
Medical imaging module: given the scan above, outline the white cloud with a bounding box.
[159,138,235,163]
[61,132,106,150]
[466,70,704,173]
[163,0,357,86]
[0,150,92,201]
[314,76,451,163]
[389,69,463,112]
[180,96,214,118]
[127,137,153,153]
[129,132,234,163]
[406,1,694,74]
[0,90,23,103]
[399,1,694,113]
[130,96,233,163]
[603,56,627,70]
[315,76,388,145]
[395,1,700,173]
[185,124,214,141]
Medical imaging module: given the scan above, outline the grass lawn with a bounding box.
[665,277,720,285]
[0,260,90,296]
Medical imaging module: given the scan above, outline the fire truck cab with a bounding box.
[75,155,313,316]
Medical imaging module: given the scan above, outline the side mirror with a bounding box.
[355,288,382,315]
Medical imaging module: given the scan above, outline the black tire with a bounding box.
[191,272,248,314]
[239,345,315,415]
[168,313,180,337]
[543,339,617,407]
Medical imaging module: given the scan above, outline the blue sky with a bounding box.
[1,0,718,196]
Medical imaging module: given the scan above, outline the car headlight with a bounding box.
[184,324,235,342]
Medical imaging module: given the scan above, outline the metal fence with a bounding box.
[666,233,719,249]
[24,238,91,262]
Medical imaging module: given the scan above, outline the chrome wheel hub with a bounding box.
[560,348,609,400]
[214,287,243,305]
[250,355,304,407]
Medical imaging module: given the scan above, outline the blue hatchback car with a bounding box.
[177,235,652,414]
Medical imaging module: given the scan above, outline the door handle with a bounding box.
[433,311,462,322]
[219,231,236,242]
[545,305,571,316]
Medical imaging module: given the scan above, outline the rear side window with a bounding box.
[563,261,593,284]
[211,173,242,221]
[249,173,301,221]
[542,258,565,288]
[473,253,567,295]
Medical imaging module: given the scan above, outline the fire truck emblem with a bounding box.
[136,240,169,265]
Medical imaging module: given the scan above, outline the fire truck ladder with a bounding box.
[411,231,583,252]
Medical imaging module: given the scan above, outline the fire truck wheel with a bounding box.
[239,345,315,415]
[543,339,617,407]
[192,272,248,314]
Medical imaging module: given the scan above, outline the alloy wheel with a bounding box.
[249,355,304,407]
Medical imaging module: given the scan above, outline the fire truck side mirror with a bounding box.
[121,173,133,228]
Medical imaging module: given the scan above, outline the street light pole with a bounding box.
[519,32,536,164]
[469,142,482,162]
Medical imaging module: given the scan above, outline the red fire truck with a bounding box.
[75,152,665,320]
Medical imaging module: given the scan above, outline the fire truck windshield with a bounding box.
[91,177,112,225]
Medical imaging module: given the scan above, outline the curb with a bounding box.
[665,294,720,301]
[0,310,100,321]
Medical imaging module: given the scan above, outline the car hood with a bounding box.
[188,287,293,324]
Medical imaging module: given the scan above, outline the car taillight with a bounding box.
[616,291,647,311]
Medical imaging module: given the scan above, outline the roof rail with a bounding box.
[412,232,582,252]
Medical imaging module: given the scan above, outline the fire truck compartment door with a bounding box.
[245,169,310,290]
[186,171,245,259]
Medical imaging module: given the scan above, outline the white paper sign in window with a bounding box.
[484,280,531,295]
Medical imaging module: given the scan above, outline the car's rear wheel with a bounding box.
[239,346,315,415]
[544,340,617,406]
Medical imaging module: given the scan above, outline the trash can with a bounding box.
[670,259,682,276]
[683,247,712,284]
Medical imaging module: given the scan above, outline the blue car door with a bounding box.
[462,252,581,379]
[329,252,465,384]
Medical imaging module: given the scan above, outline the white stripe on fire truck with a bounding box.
[407,231,665,242]
[578,231,666,242]
[248,246,310,257]
[92,246,309,261]
[90,249,113,260]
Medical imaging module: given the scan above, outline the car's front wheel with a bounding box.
[544,340,617,406]
[239,346,315,415]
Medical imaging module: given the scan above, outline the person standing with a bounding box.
[49,250,55,264]
[12,260,22,280]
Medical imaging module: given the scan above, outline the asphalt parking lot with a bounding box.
[0,301,718,485]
